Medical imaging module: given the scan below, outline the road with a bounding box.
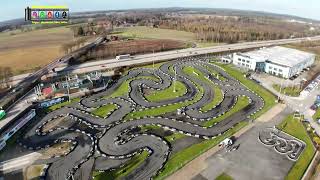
[0,90,35,132]
[0,37,106,110]
[52,35,320,74]
[5,35,320,85]
[2,35,320,179]
[0,37,106,135]
[0,153,41,174]
[15,58,264,180]
[252,73,320,135]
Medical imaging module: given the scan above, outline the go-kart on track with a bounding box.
[18,58,264,180]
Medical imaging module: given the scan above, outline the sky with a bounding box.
[1,0,320,22]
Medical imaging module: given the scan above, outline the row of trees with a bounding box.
[60,37,90,54]
[0,67,13,89]
[70,39,186,64]
[157,16,318,43]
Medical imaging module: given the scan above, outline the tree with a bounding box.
[77,26,84,37]
[0,67,13,89]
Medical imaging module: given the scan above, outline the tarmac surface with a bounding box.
[17,58,265,180]
[194,107,305,180]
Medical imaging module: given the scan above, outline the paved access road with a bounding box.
[53,36,320,75]
[18,58,264,180]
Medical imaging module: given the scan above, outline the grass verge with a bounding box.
[277,114,315,180]
[47,98,81,111]
[183,66,223,111]
[154,121,248,180]
[93,151,149,180]
[215,173,234,180]
[203,96,250,127]
[92,104,118,118]
[273,84,301,97]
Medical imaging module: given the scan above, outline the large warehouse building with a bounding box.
[233,46,316,78]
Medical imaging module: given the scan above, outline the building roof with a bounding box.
[241,46,315,67]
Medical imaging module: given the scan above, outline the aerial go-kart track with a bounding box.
[19,58,264,180]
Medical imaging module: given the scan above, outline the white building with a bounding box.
[221,55,233,64]
[233,46,316,78]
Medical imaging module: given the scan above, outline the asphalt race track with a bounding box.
[259,127,305,161]
[18,58,264,180]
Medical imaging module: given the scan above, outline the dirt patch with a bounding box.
[86,39,187,62]
[41,116,67,132]
[39,142,73,159]
[25,164,45,180]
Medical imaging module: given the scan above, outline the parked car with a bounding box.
[310,104,318,110]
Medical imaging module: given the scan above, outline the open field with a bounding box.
[0,26,74,74]
[89,39,187,62]
[115,26,220,47]
[284,41,320,55]
[277,114,316,180]
[115,26,195,42]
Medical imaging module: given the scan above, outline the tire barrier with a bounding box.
[19,58,264,180]
[258,127,306,161]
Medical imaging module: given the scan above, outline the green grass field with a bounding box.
[125,67,206,119]
[277,114,315,180]
[273,84,301,97]
[203,96,250,127]
[47,98,81,111]
[93,151,149,180]
[92,104,118,118]
[145,81,187,102]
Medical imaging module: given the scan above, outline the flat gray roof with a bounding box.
[241,46,315,67]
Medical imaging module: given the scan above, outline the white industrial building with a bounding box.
[233,46,316,78]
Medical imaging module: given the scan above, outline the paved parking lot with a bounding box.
[194,107,294,180]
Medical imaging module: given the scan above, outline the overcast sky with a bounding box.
[1,0,319,22]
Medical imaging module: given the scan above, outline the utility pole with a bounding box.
[66,75,70,102]
[278,78,284,102]
[173,68,176,93]
[282,80,288,101]
[153,50,155,68]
